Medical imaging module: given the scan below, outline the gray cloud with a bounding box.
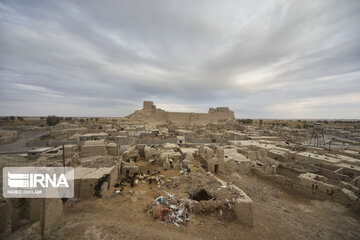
[1,0,360,118]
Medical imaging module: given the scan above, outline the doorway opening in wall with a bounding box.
[214,164,219,174]
[179,140,182,143]
[191,188,213,201]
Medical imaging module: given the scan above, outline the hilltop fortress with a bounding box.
[126,101,235,122]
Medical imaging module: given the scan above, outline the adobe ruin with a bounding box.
[126,101,235,122]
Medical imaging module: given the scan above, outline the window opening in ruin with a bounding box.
[214,164,219,174]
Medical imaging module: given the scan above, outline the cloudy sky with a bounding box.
[1,0,360,118]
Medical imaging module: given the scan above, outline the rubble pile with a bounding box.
[149,168,254,225]
[149,193,192,227]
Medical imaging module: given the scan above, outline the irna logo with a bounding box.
[8,172,69,188]
[3,167,74,198]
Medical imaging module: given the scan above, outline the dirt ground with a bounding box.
[52,164,360,240]
[2,157,360,240]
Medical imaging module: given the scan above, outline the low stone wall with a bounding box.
[224,160,252,175]
[230,185,254,226]
[81,145,107,157]
[138,138,177,145]
[253,168,360,211]
[26,139,78,147]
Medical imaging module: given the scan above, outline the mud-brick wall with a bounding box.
[0,200,8,233]
[41,198,63,238]
[230,185,254,226]
[81,145,107,157]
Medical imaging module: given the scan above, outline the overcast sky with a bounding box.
[1,0,360,118]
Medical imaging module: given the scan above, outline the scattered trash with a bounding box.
[149,193,191,226]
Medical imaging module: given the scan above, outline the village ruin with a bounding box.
[0,101,360,240]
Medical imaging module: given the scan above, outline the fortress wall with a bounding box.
[154,109,167,120]
[209,112,235,121]
[136,101,235,122]
[191,113,210,121]
[155,111,234,122]
[166,112,191,122]
[163,112,214,122]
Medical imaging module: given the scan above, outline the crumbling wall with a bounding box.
[107,143,118,156]
[0,200,8,233]
[81,140,107,157]
[108,164,119,187]
[297,172,359,208]
[253,167,360,211]
[121,162,139,175]
[352,176,360,188]
[9,198,43,232]
[224,160,252,175]
[105,128,118,136]
[74,178,98,199]
[230,185,254,226]
[199,145,227,174]
[40,198,63,239]
[10,199,30,232]
[162,170,254,226]
[267,149,289,162]
[144,146,159,161]
[29,199,42,222]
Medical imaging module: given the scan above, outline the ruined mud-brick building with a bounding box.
[126,101,235,122]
